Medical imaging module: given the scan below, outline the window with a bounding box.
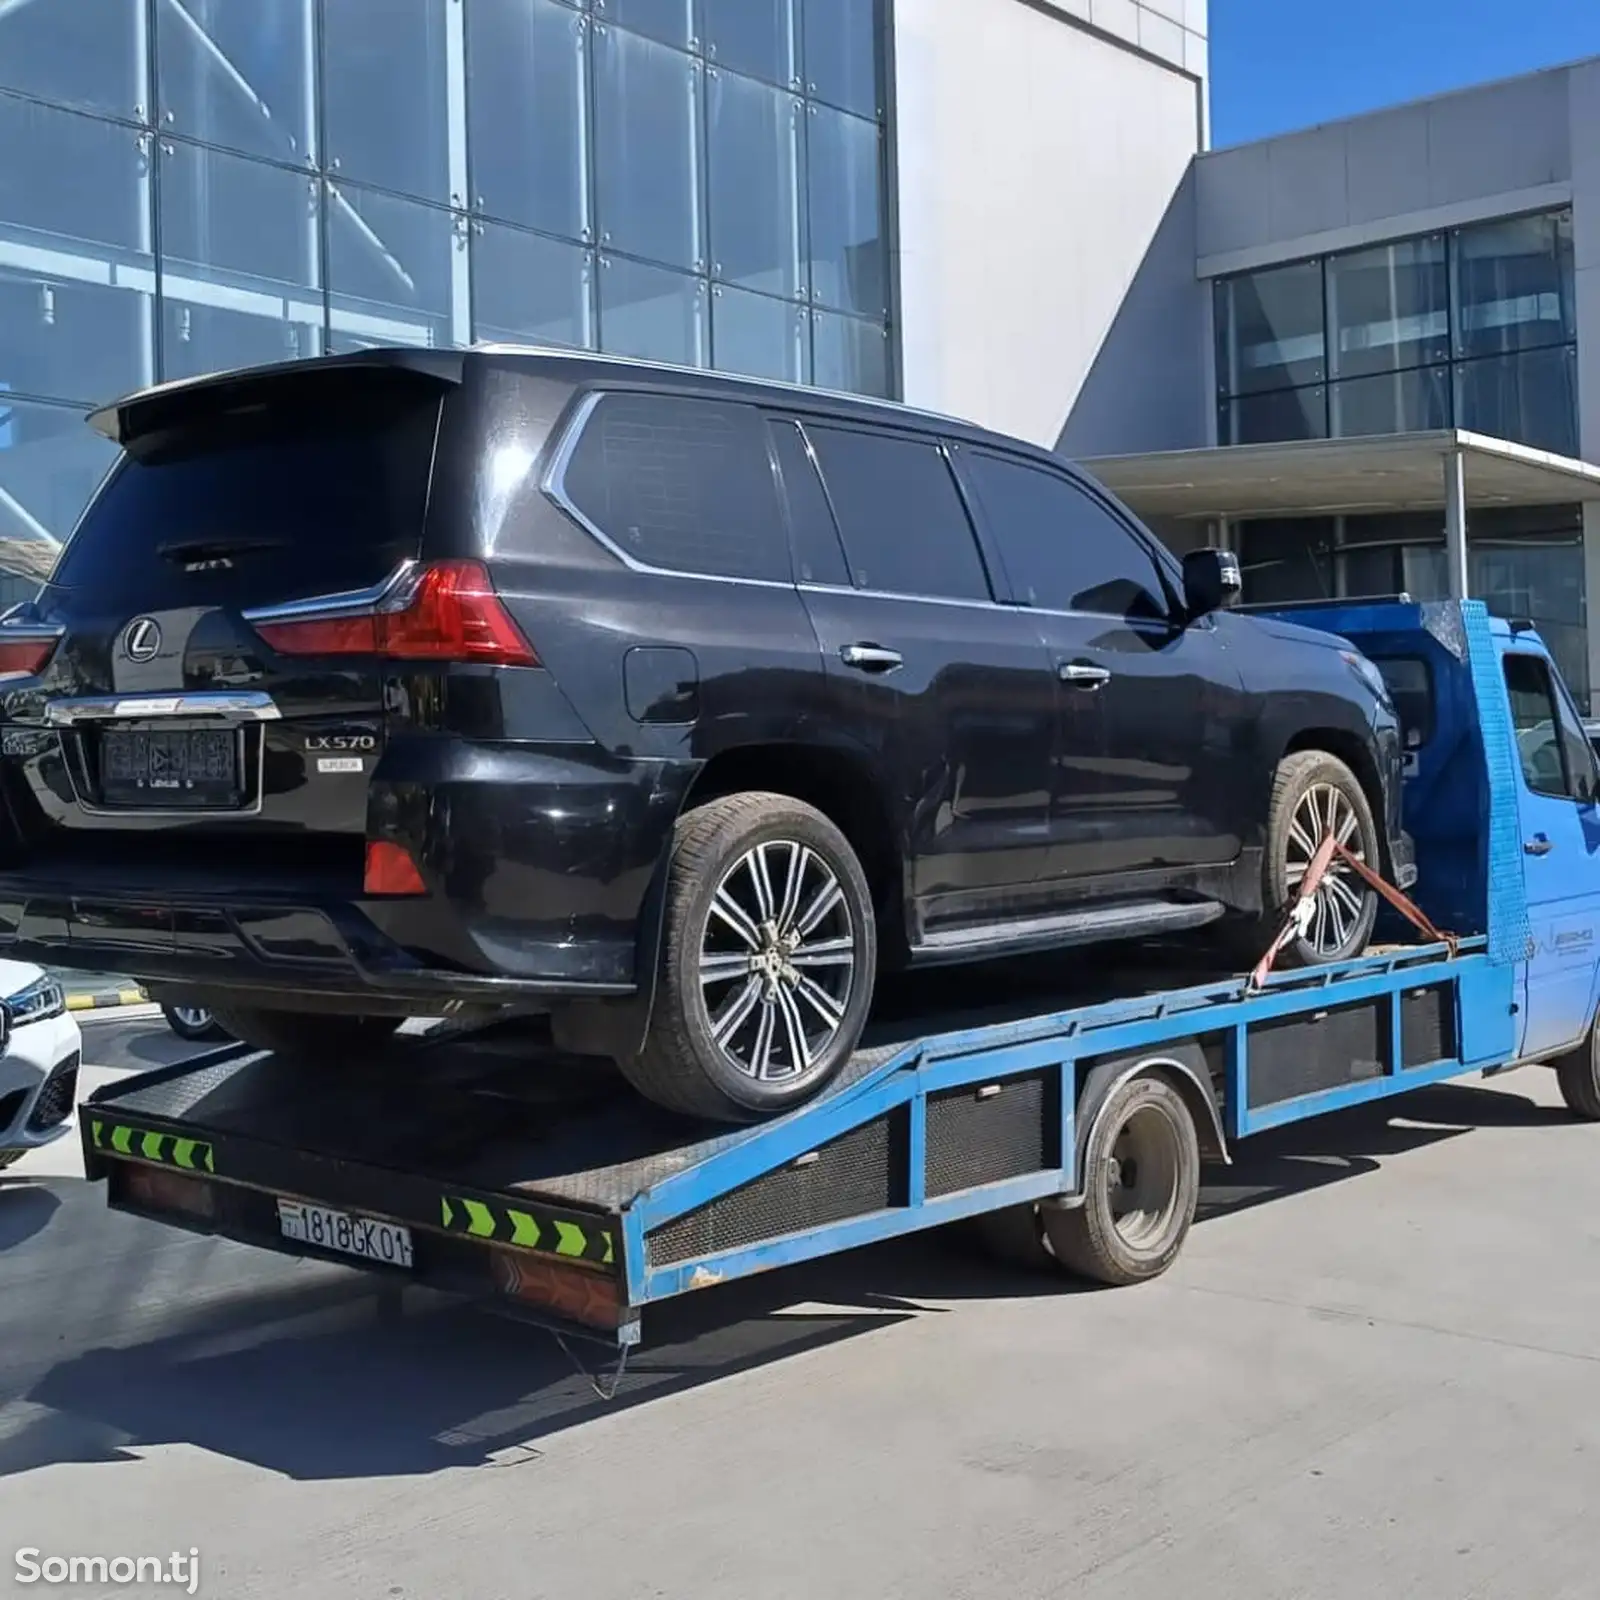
[768,419,847,586]
[964,451,1169,620]
[803,424,990,602]
[1371,656,1433,749]
[1215,209,1578,454]
[559,393,789,582]
[1505,651,1597,801]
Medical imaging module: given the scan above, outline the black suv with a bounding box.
[0,349,1409,1121]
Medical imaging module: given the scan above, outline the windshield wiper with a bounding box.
[158,537,289,565]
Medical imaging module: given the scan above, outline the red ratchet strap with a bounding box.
[1247,834,1457,990]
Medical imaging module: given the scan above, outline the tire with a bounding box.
[621,791,877,1122]
[1554,1028,1600,1119]
[160,1002,228,1043]
[1245,750,1382,970]
[970,1202,1058,1272]
[203,1006,401,1061]
[1040,1074,1200,1287]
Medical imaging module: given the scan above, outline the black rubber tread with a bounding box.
[160,1004,228,1043]
[970,1202,1059,1272]
[203,1006,401,1060]
[619,791,877,1123]
[1041,1074,1200,1288]
[1240,749,1382,971]
[1555,1030,1600,1120]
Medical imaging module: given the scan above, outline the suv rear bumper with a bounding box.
[0,747,697,1012]
[0,880,640,1011]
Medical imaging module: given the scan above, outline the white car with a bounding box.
[0,964,83,1172]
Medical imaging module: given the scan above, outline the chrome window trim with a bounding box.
[540,390,798,592]
[45,691,282,725]
[240,562,418,624]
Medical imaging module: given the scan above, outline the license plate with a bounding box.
[100,727,241,808]
[276,1199,414,1268]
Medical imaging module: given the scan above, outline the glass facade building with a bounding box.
[1214,208,1588,705]
[1213,208,1579,453]
[0,0,894,551]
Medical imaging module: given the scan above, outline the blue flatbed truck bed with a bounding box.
[74,600,1600,1367]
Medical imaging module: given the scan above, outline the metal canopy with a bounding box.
[1079,430,1600,522]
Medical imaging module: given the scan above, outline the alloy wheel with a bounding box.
[1284,781,1369,957]
[699,839,857,1082]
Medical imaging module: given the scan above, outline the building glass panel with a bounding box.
[1215,208,1579,456]
[1326,234,1448,379]
[1237,506,1591,710]
[159,138,322,381]
[711,283,809,384]
[322,0,452,205]
[0,97,155,406]
[156,0,315,167]
[465,0,589,240]
[0,0,144,123]
[0,1,895,549]
[471,220,595,351]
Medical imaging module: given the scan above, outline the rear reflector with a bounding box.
[255,560,537,667]
[364,840,427,897]
[120,1165,216,1221]
[0,635,59,680]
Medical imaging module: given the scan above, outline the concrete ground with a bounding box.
[2,1016,1599,1599]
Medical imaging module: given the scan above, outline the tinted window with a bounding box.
[561,393,789,582]
[965,451,1168,619]
[768,420,848,587]
[1372,656,1433,748]
[51,370,441,606]
[804,425,990,602]
[1505,651,1597,800]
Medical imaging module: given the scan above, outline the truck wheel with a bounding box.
[1554,1029,1600,1120]
[1041,1074,1200,1287]
[970,1203,1057,1271]
[1251,750,1381,969]
[204,1006,401,1060]
[623,792,877,1122]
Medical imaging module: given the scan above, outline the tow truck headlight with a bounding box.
[5,975,65,1027]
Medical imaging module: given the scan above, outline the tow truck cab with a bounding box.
[1264,598,1600,1066]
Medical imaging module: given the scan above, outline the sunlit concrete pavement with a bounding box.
[2,1025,1599,1600]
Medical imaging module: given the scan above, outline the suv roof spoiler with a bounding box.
[87,348,467,447]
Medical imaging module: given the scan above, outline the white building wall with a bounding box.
[891,0,1207,452]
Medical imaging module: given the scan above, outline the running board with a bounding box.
[912,899,1226,966]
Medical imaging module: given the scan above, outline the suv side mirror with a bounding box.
[1183,547,1242,619]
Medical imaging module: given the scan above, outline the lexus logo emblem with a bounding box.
[123,617,163,663]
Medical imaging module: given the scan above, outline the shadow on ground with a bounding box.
[0,1075,1569,1483]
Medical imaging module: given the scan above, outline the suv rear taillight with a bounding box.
[0,622,62,681]
[252,560,538,667]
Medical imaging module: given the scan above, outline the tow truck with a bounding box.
[71,599,1600,1388]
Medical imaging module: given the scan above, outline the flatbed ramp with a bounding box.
[83,936,1501,1352]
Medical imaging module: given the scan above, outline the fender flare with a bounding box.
[1056,1040,1229,1208]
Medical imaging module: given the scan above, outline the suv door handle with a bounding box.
[840,643,903,673]
[1525,834,1554,856]
[1058,661,1111,688]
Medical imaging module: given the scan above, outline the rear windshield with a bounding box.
[49,370,442,605]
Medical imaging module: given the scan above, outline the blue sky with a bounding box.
[1211,0,1600,147]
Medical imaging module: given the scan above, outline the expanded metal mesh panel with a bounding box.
[25,1054,79,1133]
[1400,983,1455,1068]
[1246,999,1386,1109]
[646,1114,900,1266]
[924,1071,1054,1199]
